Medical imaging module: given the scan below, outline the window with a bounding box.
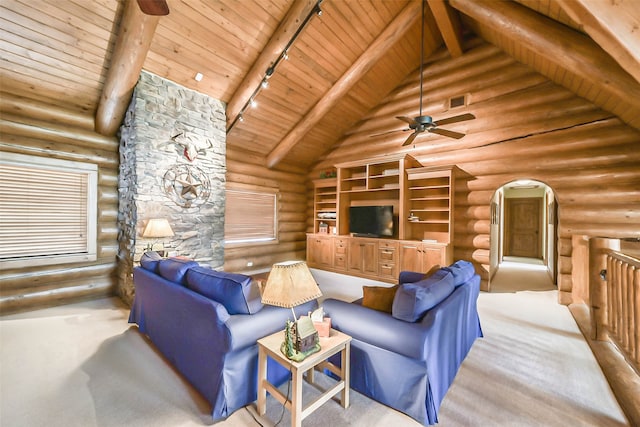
[0,152,97,268]
[224,184,278,245]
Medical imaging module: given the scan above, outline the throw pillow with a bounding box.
[186,267,263,315]
[392,269,455,322]
[362,285,399,313]
[140,251,162,273]
[158,257,199,284]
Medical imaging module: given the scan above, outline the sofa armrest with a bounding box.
[323,298,431,360]
[224,300,318,352]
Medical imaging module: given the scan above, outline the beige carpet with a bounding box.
[0,261,629,426]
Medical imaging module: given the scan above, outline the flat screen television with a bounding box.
[349,205,394,237]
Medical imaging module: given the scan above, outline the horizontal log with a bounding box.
[454,220,491,235]
[0,278,116,314]
[559,207,640,224]
[454,206,490,220]
[0,91,95,131]
[558,274,573,292]
[559,223,640,239]
[558,290,573,305]
[1,113,118,151]
[558,237,573,256]
[0,262,117,291]
[455,248,490,265]
[0,137,119,168]
[225,241,307,259]
[556,185,640,205]
[558,255,572,274]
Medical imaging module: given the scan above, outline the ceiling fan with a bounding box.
[392,0,475,146]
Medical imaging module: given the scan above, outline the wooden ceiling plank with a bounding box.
[225,0,319,131]
[428,0,464,58]
[450,0,640,109]
[265,0,422,169]
[95,0,161,135]
[556,0,640,84]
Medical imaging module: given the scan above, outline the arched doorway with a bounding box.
[488,179,558,291]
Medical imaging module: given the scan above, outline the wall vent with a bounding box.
[449,95,466,109]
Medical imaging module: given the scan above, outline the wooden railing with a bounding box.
[605,251,640,371]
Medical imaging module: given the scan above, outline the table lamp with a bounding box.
[142,218,174,254]
[261,261,322,361]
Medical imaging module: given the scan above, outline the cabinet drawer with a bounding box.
[378,240,399,250]
[378,248,396,262]
[334,254,346,269]
[378,262,397,279]
[334,238,348,254]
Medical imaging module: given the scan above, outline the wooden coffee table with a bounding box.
[256,328,351,427]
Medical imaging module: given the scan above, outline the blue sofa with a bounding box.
[128,253,317,421]
[322,260,483,425]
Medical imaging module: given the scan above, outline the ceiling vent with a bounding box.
[449,95,466,109]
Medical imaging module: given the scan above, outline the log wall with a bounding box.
[223,147,309,272]
[309,42,640,302]
[0,92,119,313]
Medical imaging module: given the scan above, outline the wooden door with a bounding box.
[361,241,378,275]
[505,198,542,258]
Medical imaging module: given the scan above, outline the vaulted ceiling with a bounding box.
[1,0,639,170]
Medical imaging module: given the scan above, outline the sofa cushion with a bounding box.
[392,269,454,322]
[140,251,163,273]
[158,257,199,285]
[442,260,475,287]
[186,267,263,315]
[398,264,440,285]
[362,285,398,313]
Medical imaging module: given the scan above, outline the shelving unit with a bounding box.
[312,178,337,234]
[336,154,421,236]
[405,166,456,244]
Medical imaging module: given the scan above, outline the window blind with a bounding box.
[0,153,97,266]
[225,187,278,243]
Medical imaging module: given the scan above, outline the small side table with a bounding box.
[257,328,351,427]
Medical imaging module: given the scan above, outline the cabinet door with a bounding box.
[347,238,378,274]
[399,241,422,272]
[361,241,378,275]
[421,244,444,272]
[307,236,332,268]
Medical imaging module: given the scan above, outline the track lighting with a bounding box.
[227,0,323,133]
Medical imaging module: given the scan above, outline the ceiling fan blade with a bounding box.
[370,128,411,137]
[429,128,465,139]
[396,116,417,125]
[433,113,475,127]
[402,131,420,146]
[137,0,170,15]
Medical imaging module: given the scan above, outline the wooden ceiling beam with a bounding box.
[450,0,640,109]
[556,0,640,84]
[266,0,422,169]
[95,0,161,136]
[428,0,463,58]
[225,0,318,131]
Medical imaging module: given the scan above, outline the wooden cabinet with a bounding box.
[306,160,457,283]
[399,241,451,273]
[348,238,378,275]
[312,178,337,234]
[307,235,333,269]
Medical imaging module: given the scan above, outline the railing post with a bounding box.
[589,237,620,341]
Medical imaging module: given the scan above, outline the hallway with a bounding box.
[490,256,556,293]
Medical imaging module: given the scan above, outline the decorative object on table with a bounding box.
[142,218,174,254]
[318,222,329,234]
[261,261,322,361]
[319,169,337,179]
[310,306,331,337]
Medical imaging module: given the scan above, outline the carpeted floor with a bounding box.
[0,259,629,426]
